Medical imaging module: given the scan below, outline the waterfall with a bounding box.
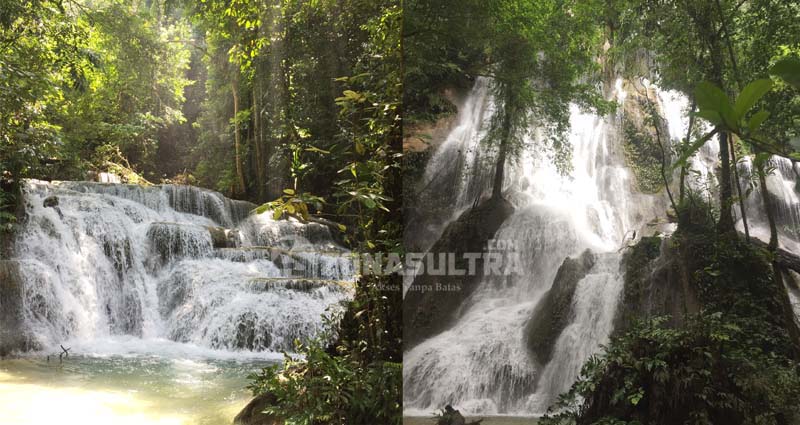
[1,180,353,355]
[403,78,679,415]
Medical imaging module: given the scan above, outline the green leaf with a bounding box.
[754,152,772,168]
[695,82,735,130]
[672,129,718,170]
[770,56,800,89]
[362,198,377,209]
[283,188,295,195]
[304,146,330,154]
[628,389,644,406]
[733,79,773,121]
[337,224,346,232]
[694,109,722,126]
[748,110,770,133]
[273,209,283,220]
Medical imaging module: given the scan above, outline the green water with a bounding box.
[0,355,276,425]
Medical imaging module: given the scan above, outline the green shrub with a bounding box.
[542,314,800,425]
[247,341,401,425]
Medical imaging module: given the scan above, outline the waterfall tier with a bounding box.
[0,180,354,355]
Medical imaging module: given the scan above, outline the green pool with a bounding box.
[0,349,277,425]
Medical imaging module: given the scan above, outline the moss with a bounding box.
[622,117,667,194]
[619,236,663,322]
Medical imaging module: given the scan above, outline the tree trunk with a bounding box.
[709,37,735,235]
[252,74,266,202]
[646,92,677,214]
[679,102,696,204]
[729,135,749,240]
[232,74,246,196]
[716,126,735,234]
[492,109,512,200]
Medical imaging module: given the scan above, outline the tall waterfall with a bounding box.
[404,78,689,415]
[0,180,353,356]
[403,78,496,294]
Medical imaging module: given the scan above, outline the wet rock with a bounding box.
[43,195,59,208]
[525,249,596,365]
[233,393,283,425]
[404,196,515,350]
[0,260,35,356]
[207,226,229,248]
[147,222,214,264]
[615,236,700,332]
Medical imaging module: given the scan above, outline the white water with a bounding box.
[404,78,497,294]
[403,78,684,416]
[4,180,353,356]
[421,77,496,216]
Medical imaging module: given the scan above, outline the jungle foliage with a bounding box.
[0,0,191,184]
[535,1,800,423]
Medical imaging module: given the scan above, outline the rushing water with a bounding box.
[403,78,497,294]
[1,180,354,423]
[403,78,700,416]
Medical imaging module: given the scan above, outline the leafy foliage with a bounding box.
[0,0,193,185]
[3,0,402,421]
[247,312,401,425]
[543,313,800,425]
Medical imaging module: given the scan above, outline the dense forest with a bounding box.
[0,0,401,204]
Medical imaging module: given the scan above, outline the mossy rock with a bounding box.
[620,82,672,194]
[615,235,703,334]
[233,392,283,425]
[0,260,35,356]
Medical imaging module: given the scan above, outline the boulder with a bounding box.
[43,195,59,208]
[233,393,283,425]
[0,260,33,356]
[525,250,596,365]
[207,226,229,248]
[615,236,700,332]
[403,196,514,350]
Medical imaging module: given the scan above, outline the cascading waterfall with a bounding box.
[735,156,800,253]
[403,78,683,416]
[420,77,496,217]
[404,77,497,295]
[2,180,353,355]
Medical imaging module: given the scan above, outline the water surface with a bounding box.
[0,342,277,425]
